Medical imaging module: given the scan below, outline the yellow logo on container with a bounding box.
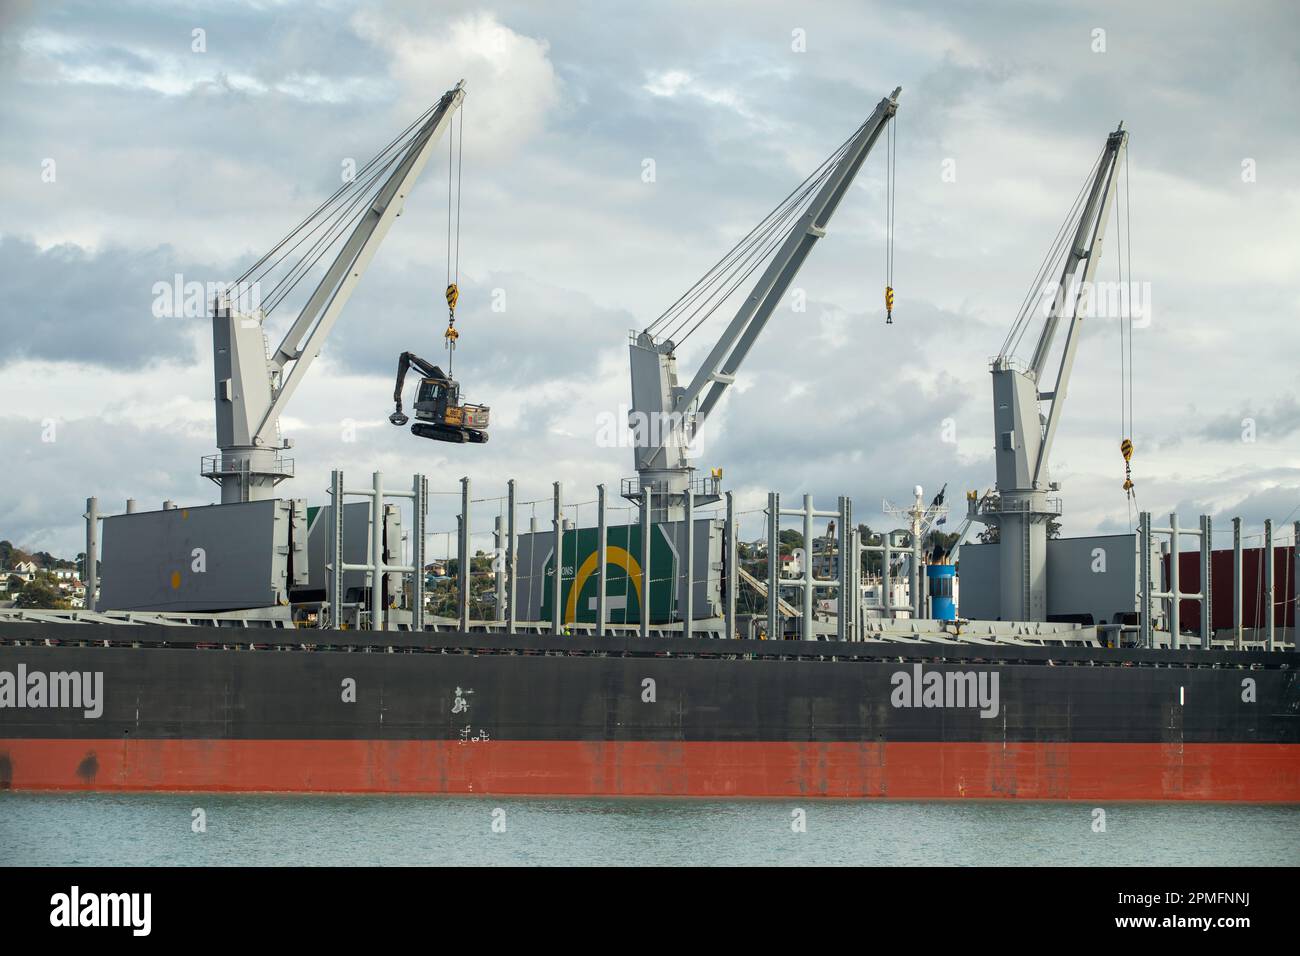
[565,546,643,624]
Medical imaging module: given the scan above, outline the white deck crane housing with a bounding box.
[206,82,466,502]
[626,88,901,520]
[975,124,1129,620]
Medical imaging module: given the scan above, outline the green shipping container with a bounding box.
[539,524,681,626]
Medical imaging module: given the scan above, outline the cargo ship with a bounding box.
[2,84,1297,803]
[1,621,1296,800]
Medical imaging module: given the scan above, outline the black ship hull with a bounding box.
[1,622,1297,800]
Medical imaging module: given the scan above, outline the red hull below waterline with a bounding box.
[3,739,1299,801]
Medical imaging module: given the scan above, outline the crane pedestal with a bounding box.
[621,473,720,522]
[201,450,294,504]
[979,491,1060,622]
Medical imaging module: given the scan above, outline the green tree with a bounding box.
[14,573,69,610]
[926,529,963,554]
[2,541,32,569]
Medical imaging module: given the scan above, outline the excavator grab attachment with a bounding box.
[389,351,489,444]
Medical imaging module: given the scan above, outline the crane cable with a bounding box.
[444,103,464,374]
[885,113,896,324]
[1118,140,1136,522]
[1000,147,1106,360]
[230,107,440,317]
[641,120,864,344]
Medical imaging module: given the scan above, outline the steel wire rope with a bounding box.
[644,123,864,339]
[666,139,854,345]
[1001,147,1106,360]
[241,119,435,311]
[669,181,830,346]
[260,159,401,315]
[232,104,438,287]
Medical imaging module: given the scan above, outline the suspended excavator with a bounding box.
[389,351,489,443]
[207,80,471,504]
[387,95,486,445]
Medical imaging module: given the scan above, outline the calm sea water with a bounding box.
[2,794,1297,866]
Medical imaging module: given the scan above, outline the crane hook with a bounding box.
[885,285,895,324]
[443,283,460,372]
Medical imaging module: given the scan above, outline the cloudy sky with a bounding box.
[1,0,1297,559]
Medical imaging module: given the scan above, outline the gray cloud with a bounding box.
[0,415,212,552]
[326,267,636,383]
[1196,395,1300,443]
[0,236,198,368]
[1,0,1297,558]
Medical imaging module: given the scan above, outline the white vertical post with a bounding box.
[329,470,343,629]
[882,532,893,620]
[724,491,737,640]
[1169,512,1180,649]
[1265,519,1275,651]
[458,477,470,631]
[683,486,694,639]
[1199,514,1211,650]
[852,529,863,640]
[371,470,385,632]
[912,529,923,620]
[493,515,506,622]
[767,492,779,640]
[83,497,98,612]
[640,487,652,639]
[1139,511,1152,648]
[1232,516,1243,649]
[802,494,815,640]
[837,496,851,642]
[506,480,517,635]
[552,481,563,634]
[411,474,426,631]
[596,483,608,636]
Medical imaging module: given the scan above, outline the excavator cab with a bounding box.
[389,352,489,444]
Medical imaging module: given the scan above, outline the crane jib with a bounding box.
[629,87,903,491]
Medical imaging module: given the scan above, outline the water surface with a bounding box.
[3,793,1297,866]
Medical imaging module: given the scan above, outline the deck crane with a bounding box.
[627,87,901,519]
[973,123,1130,620]
[206,81,467,503]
